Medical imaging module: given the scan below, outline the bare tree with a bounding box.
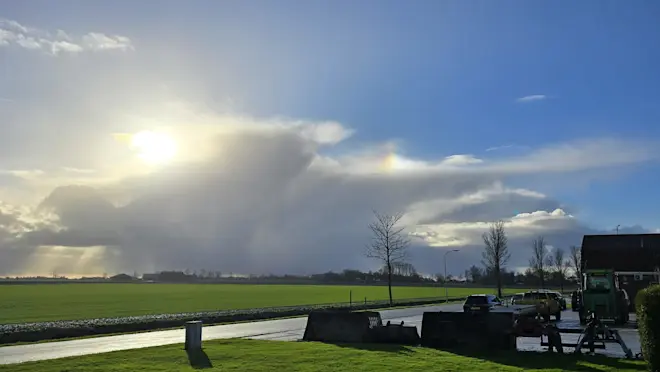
[365,210,410,305]
[389,262,416,276]
[529,236,552,288]
[482,220,510,298]
[552,248,570,292]
[468,265,485,284]
[569,245,582,286]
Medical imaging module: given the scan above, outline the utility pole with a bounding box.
[616,224,620,234]
[444,249,459,302]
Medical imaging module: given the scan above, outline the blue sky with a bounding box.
[1,1,660,275]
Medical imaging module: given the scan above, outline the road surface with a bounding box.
[0,303,641,365]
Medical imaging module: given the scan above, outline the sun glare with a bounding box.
[130,131,178,165]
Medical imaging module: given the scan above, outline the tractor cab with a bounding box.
[580,270,630,325]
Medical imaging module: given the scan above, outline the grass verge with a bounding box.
[0,339,646,372]
[0,284,527,324]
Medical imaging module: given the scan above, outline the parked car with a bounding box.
[545,290,567,310]
[571,290,582,312]
[463,294,502,313]
[511,293,524,305]
[517,290,562,321]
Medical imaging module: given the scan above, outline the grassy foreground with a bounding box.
[0,339,646,372]
[0,284,528,324]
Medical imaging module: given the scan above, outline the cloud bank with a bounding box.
[0,109,658,278]
[0,18,654,278]
[0,19,133,55]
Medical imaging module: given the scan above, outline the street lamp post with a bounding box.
[616,225,620,234]
[444,249,459,302]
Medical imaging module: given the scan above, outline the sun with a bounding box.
[129,130,178,165]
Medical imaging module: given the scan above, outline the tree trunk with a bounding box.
[496,265,502,298]
[387,262,393,305]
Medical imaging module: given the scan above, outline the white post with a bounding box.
[185,321,203,350]
[444,249,459,302]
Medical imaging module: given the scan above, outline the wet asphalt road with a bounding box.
[0,303,641,365]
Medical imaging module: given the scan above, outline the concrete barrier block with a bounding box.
[370,324,420,345]
[420,311,517,351]
[302,311,382,343]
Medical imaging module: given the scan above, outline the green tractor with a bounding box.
[579,269,630,325]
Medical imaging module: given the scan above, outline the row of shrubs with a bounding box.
[637,284,660,371]
[0,297,461,344]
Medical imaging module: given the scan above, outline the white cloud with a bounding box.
[0,29,16,45]
[49,40,84,54]
[82,33,133,51]
[55,30,72,41]
[516,94,548,103]
[63,167,96,174]
[15,35,41,50]
[485,144,530,152]
[2,19,29,34]
[491,138,660,173]
[5,169,46,180]
[441,154,484,166]
[0,107,658,277]
[0,19,133,55]
[296,121,354,145]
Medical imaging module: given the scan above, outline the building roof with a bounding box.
[581,233,660,272]
[109,273,134,281]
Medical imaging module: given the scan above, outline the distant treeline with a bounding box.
[1,263,578,289]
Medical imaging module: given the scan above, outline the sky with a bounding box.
[1,1,660,278]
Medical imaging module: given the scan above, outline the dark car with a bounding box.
[463,294,502,313]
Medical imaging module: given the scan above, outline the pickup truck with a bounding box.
[545,290,567,310]
[516,290,562,321]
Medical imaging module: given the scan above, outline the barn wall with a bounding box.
[581,234,660,309]
[581,234,660,272]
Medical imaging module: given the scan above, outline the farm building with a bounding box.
[142,273,159,281]
[109,273,134,282]
[581,233,660,308]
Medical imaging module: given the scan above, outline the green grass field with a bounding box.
[0,284,532,324]
[0,339,645,372]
